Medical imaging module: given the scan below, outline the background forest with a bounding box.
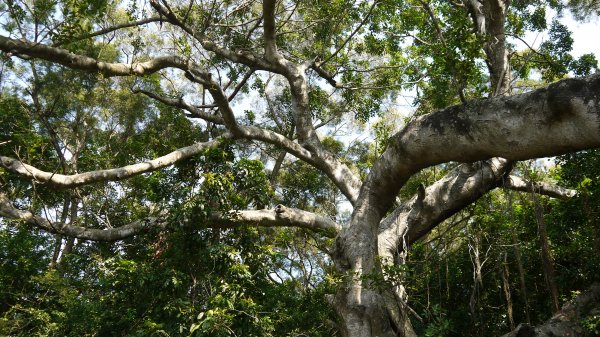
[1,0,600,336]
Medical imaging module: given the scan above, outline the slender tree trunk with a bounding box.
[468,232,486,332]
[49,196,71,269]
[49,235,62,268]
[61,237,75,257]
[508,192,531,323]
[582,196,600,258]
[501,253,515,330]
[530,186,560,313]
[48,234,63,269]
[510,226,532,322]
[269,151,286,186]
[58,198,78,266]
[445,248,450,300]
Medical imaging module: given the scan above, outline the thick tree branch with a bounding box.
[262,0,279,61]
[365,74,600,221]
[339,74,600,279]
[378,158,512,255]
[220,1,363,202]
[503,175,577,199]
[0,35,196,76]
[278,65,363,203]
[185,69,363,204]
[259,4,321,152]
[0,194,166,241]
[0,195,338,241]
[210,204,340,236]
[249,2,320,150]
[0,138,226,188]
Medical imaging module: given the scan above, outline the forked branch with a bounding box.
[504,175,577,199]
[378,158,512,255]
[0,35,196,76]
[0,194,166,241]
[0,138,225,188]
[149,0,280,72]
[133,89,224,123]
[0,195,339,241]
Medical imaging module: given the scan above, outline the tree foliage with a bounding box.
[1,1,600,336]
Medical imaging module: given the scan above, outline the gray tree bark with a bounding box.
[1,1,599,336]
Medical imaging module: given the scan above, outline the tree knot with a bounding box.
[275,204,286,214]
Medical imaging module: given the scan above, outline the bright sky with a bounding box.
[563,13,600,58]
[524,11,600,59]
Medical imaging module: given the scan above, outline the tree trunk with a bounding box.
[49,235,63,269]
[508,192,531,323]
[468,233,485,332]
[333,202,418,337]
[58,199,78,266]
[582,195,600,258]
[334,287,417,337]
[530,187,560,313]
[49,197,71,269]
[501,253,515,330]
[333,250,418,337]
[510,226,532,323]
[331,158,514,337]
[61,237,75,258]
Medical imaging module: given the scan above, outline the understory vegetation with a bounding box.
[1,0,600,336]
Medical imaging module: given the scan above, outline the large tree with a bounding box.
[0,1,599,336]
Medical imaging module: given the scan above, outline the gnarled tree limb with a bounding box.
[0,138,226,188]
[0,35,197,77]
[363,74,600,222]
[0,195,339,241]
[378,158,512,256]
[210,204,340,236]
[378,164,578,255]
[0,194,166,241]
[504,175,577,199]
